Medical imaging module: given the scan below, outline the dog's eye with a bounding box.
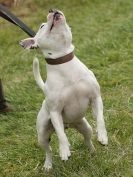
[40,24,45,29]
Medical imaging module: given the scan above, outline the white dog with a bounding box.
[20,9,108,170]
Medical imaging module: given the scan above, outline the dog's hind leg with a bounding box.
[36,100,54,170]
[91,96,108,145]
[73,117,95,153]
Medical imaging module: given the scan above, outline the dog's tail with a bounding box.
[33,57,45,92]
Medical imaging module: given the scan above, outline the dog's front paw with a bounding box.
[59,144,71,161]
[98,130,108,145]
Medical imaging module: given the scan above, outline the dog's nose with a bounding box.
[54,11,60,15]
[49,9,54,13]
[49,9,60,14]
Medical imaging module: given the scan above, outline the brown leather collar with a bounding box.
[45,52,74,65]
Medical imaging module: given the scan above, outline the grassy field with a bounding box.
[0,0,133,176]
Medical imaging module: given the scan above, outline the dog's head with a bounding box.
[20,9,74,58]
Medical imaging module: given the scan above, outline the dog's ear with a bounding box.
[19,38,37,49]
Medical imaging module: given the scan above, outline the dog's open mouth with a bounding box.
[49,10,63,31]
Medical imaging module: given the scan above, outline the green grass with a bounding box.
[0,0,133,176]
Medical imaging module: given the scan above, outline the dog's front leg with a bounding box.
[50,111,71,160]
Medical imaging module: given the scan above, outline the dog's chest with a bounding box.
[46,78,91,122]
[62,81,91,121]
[45,58,98,122]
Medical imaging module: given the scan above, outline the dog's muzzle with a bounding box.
[49,9,63,31]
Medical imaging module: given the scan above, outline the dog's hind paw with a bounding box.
[89,143,96,154]
[44,160,52,171]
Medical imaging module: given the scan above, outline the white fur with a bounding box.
[21,10,108,170]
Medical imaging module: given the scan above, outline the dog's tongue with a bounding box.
[53,19,58,26]
[53,14,60,25]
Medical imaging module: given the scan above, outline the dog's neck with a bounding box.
[42,44,74,59]
[45,52,74,65]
